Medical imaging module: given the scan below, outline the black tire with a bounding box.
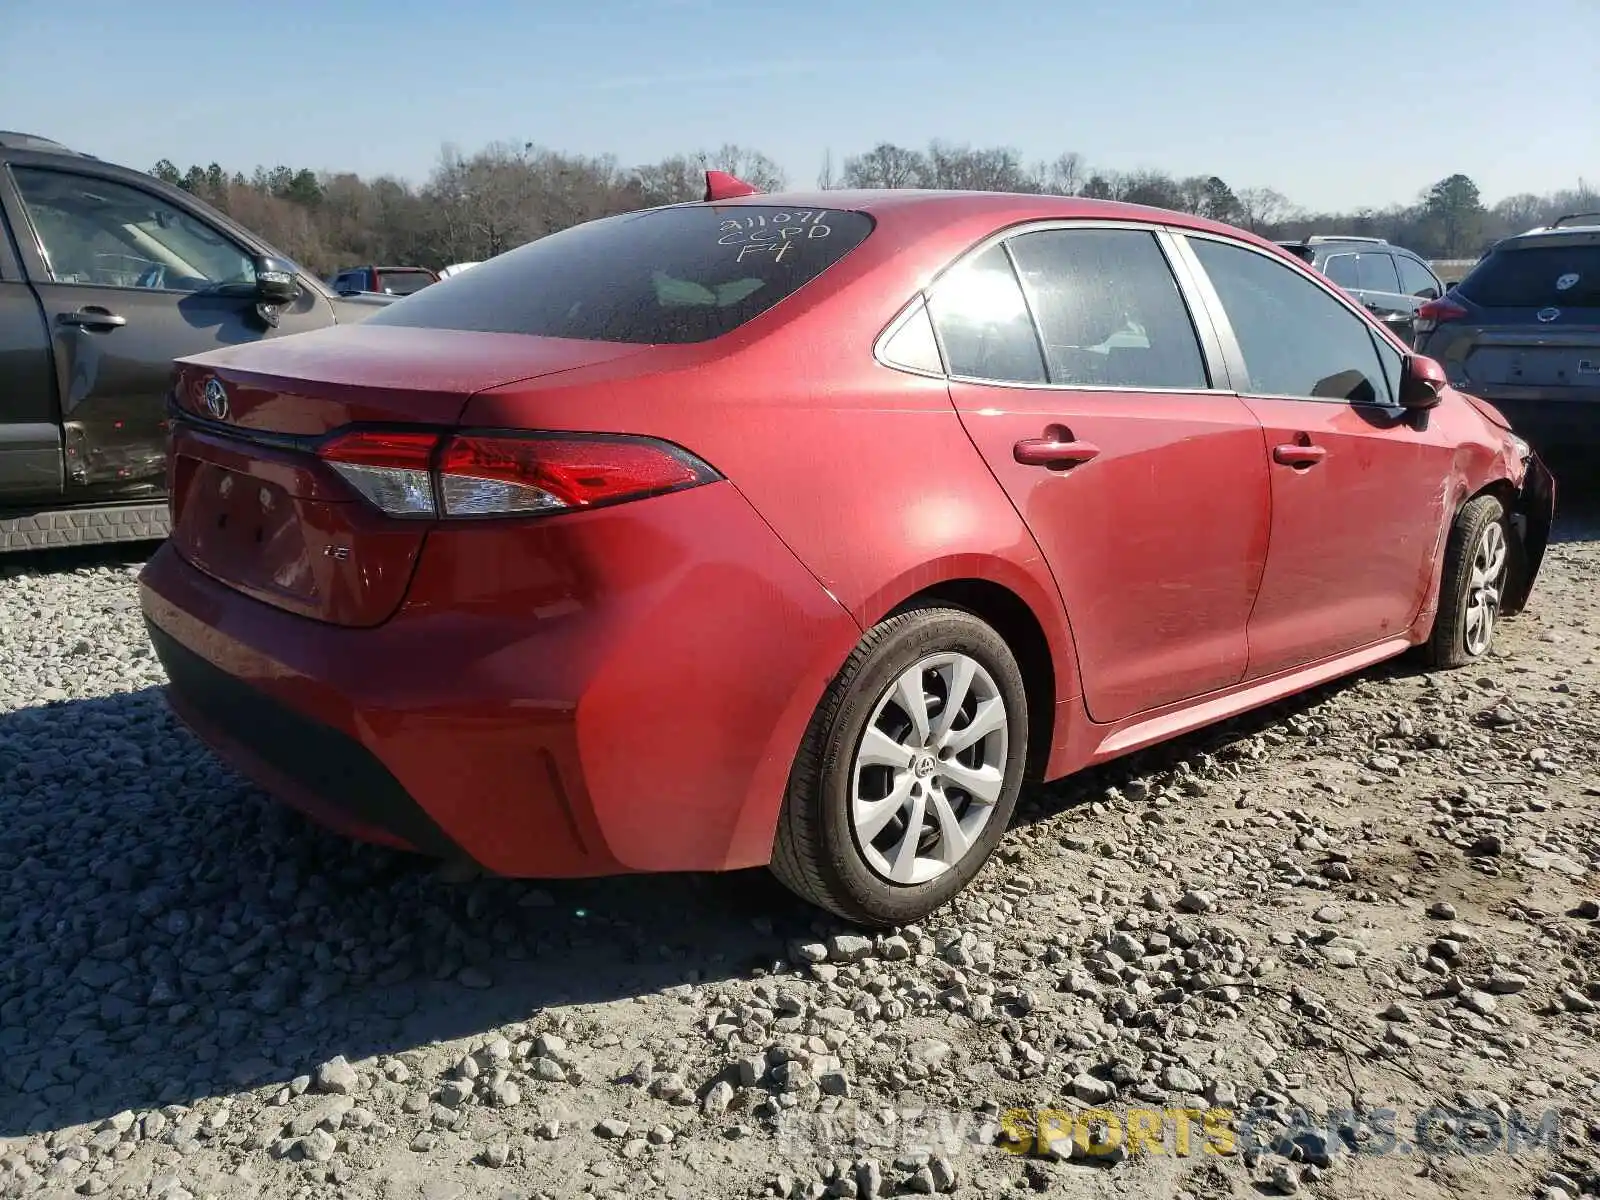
[769,606,1029,927]
[1422,493,1511,670]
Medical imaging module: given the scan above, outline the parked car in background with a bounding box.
[1276,235,1445,346]
[139,183,1551,926]
[1414,214,1600,454]
[0,131,393,552]
[329,264,439,296]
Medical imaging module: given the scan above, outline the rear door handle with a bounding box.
[1013,438,1101,468]
[59,307,126,330]
[1273,443,1327,468]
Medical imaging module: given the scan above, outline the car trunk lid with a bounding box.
[166,325,652,627]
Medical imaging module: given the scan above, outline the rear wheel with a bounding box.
[1424,493,1511,669]
[770,607,1028,927]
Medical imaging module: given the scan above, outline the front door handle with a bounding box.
[1273,443,1327,468]
[1013,438,1101,468]
[59,307,127,330]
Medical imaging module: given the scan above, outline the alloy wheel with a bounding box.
[1464,519,1508,657]
[849,652,1009,885]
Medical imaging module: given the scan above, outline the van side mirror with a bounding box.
[1399,354,1447,410]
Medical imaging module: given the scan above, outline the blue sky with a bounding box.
[3,0,1595,211]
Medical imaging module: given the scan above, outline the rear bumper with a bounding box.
[138,481,861,876]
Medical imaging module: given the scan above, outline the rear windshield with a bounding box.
[377,270,435,296]
[366,205,873,343]
[1458,243,1600,307]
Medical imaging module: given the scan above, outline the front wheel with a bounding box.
[769,607,1029,927]
[1423,493,1512,669]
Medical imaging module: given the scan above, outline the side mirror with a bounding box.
[252,255,301,305]
[1399,354,1447,410]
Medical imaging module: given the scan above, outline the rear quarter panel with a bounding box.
[459,223,1085,768]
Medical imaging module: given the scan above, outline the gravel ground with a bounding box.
[3,485,1599,1200]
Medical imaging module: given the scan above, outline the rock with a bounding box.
[482,1139,510,1168]
[703,1080,734,1116]
[314,1055,358,1095]
[300,1128,337,1163]
[1269,1159,1301,1194]
[790,940,829,965]
[595,1118,630,1139]
[1468,834,1504,857]
[879,936,912,961]
[1072,1073,1114,1104]
[651,1072,687,1101]
[1163,1065,1202,1093]
[1380,1001,1414,1022]
[828,934,873,962]
[648,1125,674,1146]
[818,1071,850,1097]
[534,1033,567,1059]
[1575,899,1600,920]
[457,966,493,989]
[928,1154,957,1192]
[532,1058,567,1083]
[1177,890,1215,914]
[1321,945,1359,968]
[488,1079,522,1108]
[905,1166,936,1194]
[1427,901,1458,920]
[906,1040,952,1071]
[439,1079,474,1107]
[1460,990,1498,1017]
[737,1056,766,1087]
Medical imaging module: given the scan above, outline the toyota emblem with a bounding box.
[202,378,230,420]
[1536,307,1561,323]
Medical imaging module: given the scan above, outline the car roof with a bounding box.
[692,188,1279,245]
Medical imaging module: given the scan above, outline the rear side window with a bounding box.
[1356,253,1401,293]
[1005,228,1209,389]
[927,244,1047,384]
[1457,244,1600,307]
[1323,254,1358,288]
[368,205,873,343]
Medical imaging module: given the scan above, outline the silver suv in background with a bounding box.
[1415,214,1600,454]
[1276,235,1444,346]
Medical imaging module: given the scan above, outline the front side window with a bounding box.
[12,167,253,291]
[369,205,873,343]
[1187,236,1389,405]
[926,243,1046,383]
[1396,255,1441,300]
[1005,228,1209,389]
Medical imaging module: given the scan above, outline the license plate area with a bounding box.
[173,459,323,604]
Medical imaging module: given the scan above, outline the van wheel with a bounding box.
[1424,494,1511,669]
[769,607,1028,928]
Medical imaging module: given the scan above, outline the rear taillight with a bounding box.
[316,429,719,519]
[1415,297,1469,335]
[318,429,440,516]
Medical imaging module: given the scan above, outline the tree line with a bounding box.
[148,140,1597,277]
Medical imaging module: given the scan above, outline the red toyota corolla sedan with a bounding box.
[138,182,1554,927]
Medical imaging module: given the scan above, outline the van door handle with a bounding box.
[1273,443,1327,468]
[59,307,127,330]
[1013,438,1101,468]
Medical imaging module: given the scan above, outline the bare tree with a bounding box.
[1236,186,1293,233]
[841,143,928,190]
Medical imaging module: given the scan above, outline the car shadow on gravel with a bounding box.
[0,685,821,1138]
